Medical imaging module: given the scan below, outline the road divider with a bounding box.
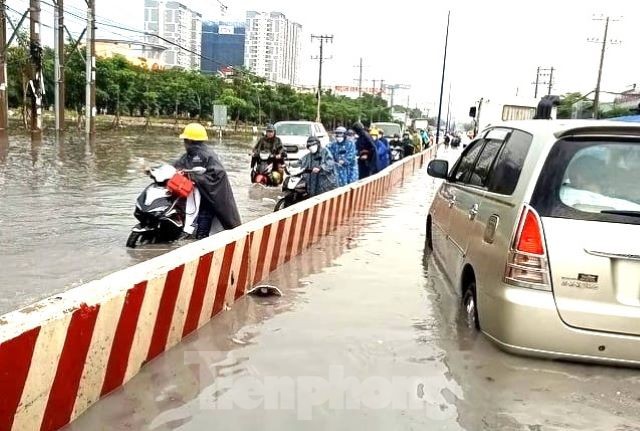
[0,147,437,431]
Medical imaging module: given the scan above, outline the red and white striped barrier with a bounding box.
[0,148,436,431]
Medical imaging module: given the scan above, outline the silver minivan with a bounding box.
[426,120,640,366]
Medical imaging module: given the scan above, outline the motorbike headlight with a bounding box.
[151,206,169,213]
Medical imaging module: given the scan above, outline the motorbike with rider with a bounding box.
[251,124,286,186]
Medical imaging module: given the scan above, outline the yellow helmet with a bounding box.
[369,128,379,137]
[179,123,209,141]
[270,171,282,185]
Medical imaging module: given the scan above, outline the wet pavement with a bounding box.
[65,147,640,431]
[0,132,278,315]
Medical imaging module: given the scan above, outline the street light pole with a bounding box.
[435,10,450,146]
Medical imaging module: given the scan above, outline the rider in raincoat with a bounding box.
[351,121,378,179]
[371,128,390,171]
[175,123,242,238]
[299,136,339,197]
[328,126,358,187]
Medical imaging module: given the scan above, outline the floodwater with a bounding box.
[0,131,278,316]
[66,151,640,431]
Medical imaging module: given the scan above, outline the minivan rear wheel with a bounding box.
[462,282,480,330]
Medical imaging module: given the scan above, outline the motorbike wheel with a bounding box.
[126,231,141,248]
[274,198,288,212]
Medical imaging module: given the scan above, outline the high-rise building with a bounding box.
[143,0,202,70]
[201,22,246,74]
[244,11,302,85]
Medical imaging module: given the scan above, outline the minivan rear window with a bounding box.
[531,138,640,225]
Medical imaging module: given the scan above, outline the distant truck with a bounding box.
[469,97,557,136]
[411,118,430,131]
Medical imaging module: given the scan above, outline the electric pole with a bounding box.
[0,0,7,132]
[589,15,621,119]
[354,57,363,97]
[311,34,333,123]
[85,0,96,136]
[29,0,43,135]
[384,83,410,112]
[435,10,450,146]
[54,0,64,132]
[532,66,555,98]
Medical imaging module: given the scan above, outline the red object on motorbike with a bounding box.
[253,173,268,185]
[167,172,194,198]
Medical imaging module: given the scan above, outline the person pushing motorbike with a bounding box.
[175,123,242,239]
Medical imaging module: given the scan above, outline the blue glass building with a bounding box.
[201,21,246,74]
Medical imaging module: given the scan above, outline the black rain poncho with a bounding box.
[175,142,242,230]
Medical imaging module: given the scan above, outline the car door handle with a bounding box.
[468,204,479,220]
[448,196,457,208]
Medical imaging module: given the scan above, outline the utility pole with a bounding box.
[85,0,96,136]
[29,0,43,135]
[532,66,556,99]
[384,83,410,112]
[355,57,363,97]
[435,10,450,146]
[0,0,7,132]
[311,34,333,123]
[54,0,64,132]
[589,15,620,119]
[445,83,452,132]
[379,79,384,96]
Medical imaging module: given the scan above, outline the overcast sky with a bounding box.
[8,0,639,120]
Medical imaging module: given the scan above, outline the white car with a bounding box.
[275,121,331,166]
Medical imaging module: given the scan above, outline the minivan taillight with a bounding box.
[504,205,551,291]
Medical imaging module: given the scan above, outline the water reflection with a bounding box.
[0,130,274,315]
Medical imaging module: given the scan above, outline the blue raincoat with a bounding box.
[299,147,339,197]
[328,138,359,187]
[375,138,390,171]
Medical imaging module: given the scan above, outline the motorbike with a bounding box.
[126,164,205,248]
[251,151,283,187]
[390,143,404,162]
[274,169,309,211]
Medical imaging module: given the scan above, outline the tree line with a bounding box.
[6,36,394,130]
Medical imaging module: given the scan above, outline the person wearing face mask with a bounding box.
[299,136,339,197]
[328,126,359,187]
[370,128,390,171]
[174,123,242,239]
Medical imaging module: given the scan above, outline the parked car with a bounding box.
[274,121,330,166]
[426,120,640,366]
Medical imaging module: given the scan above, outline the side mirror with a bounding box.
[190,166,207,175]
[469,106,477,118]
[427,159,449,179]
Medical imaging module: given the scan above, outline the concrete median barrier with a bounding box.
[0,147,437,431]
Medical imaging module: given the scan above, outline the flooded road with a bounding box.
[0,132,278,315]
[66,149,640,431]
